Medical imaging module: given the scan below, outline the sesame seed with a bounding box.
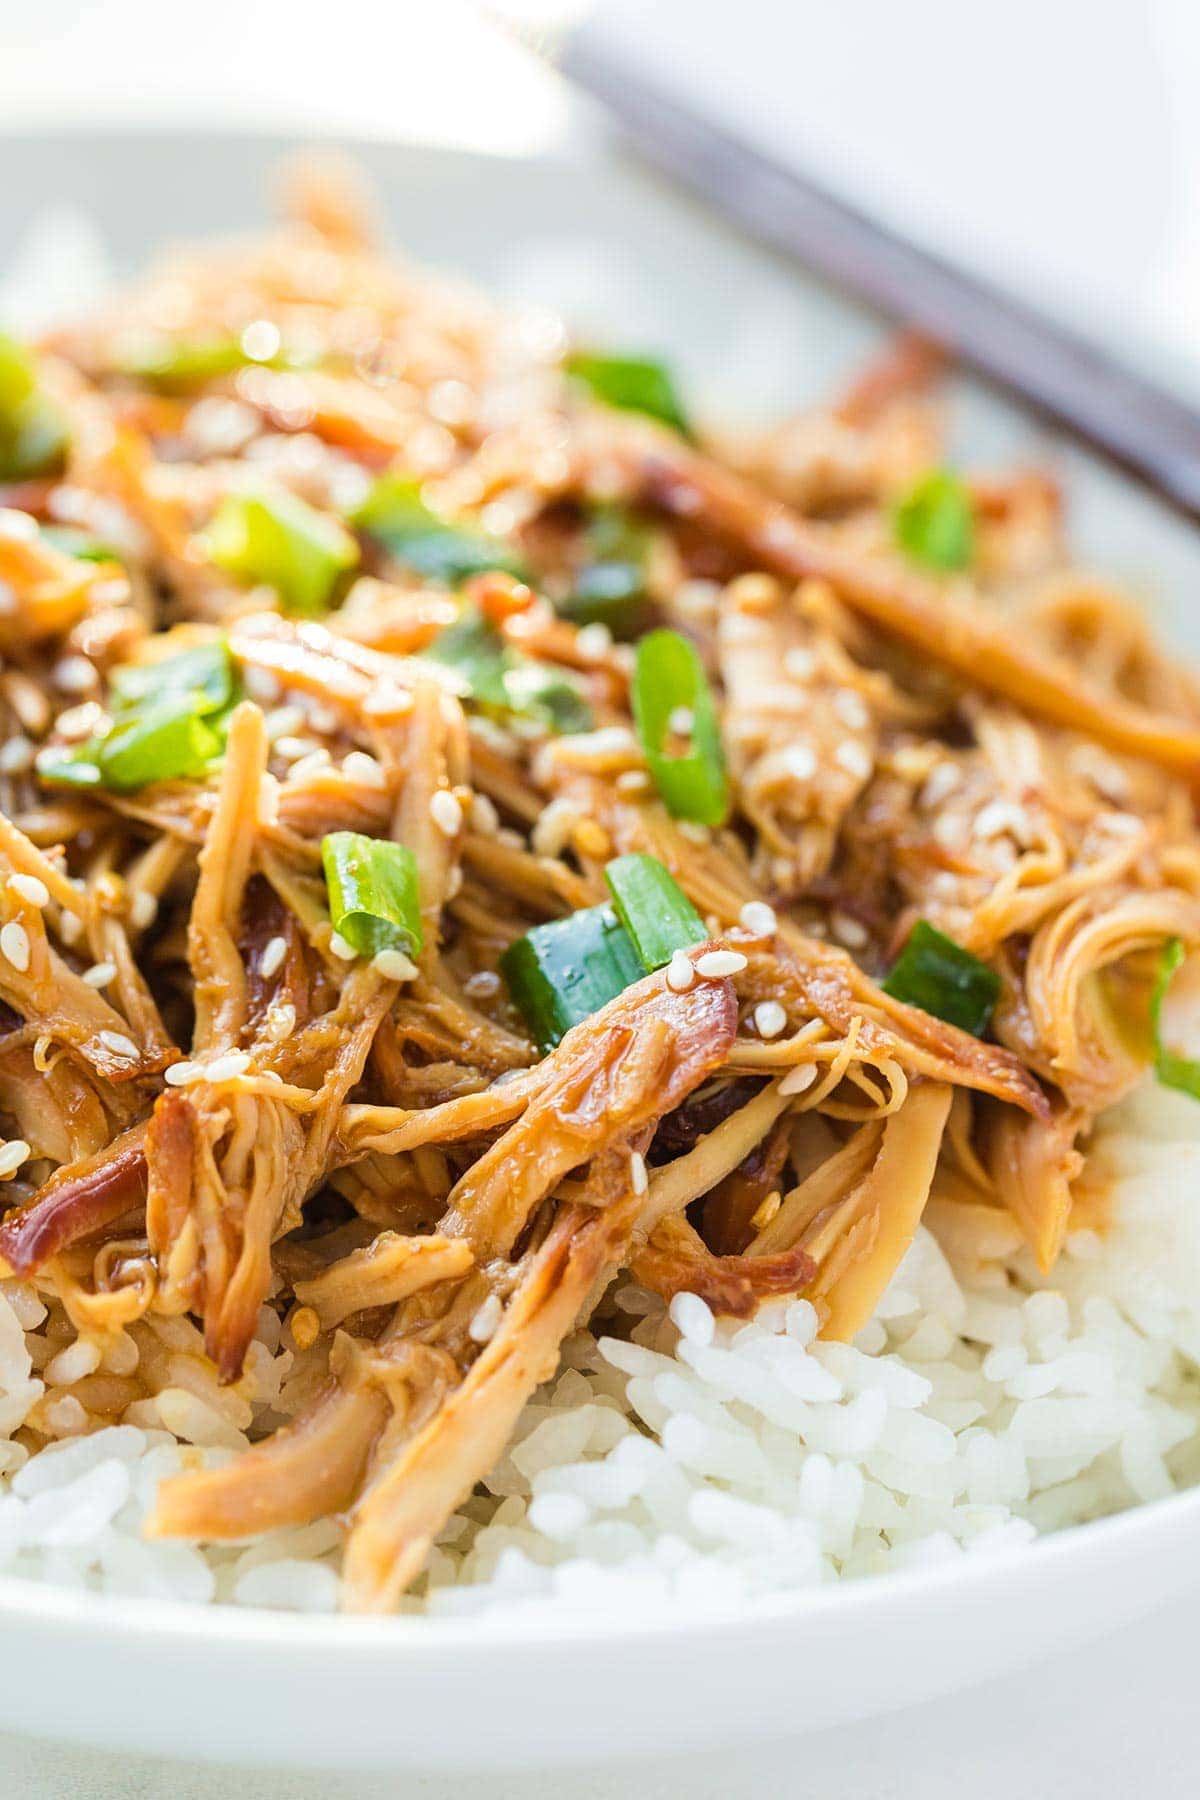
[784,647,816,681]
[266,1002,296,1042]
[750,1190,783,1231]
[754,1000,788,1039]
[835,741,872,781]
[129,891,157,930]
[468,1293,503,1344]
[834,689,870,731]
[342,751,386,788]
[0,922,30,972]
[831,911,868,949]
[784,744,817,781]
[98,1030,138,1061]
[532,797,581,858]
[0,508,38,542]
[667,705,695,737]
[974,799,1030,844]
[52,655,98,695]
[372,948,418,981]
[329,931,358,961]
[363,686,414,719]
[56,702,108,742]
[678,822,710,845]
[0,1139,30,1177]
[920,762,961,808]
[204,1052,252,1083]
[629,1151,648,1196]
[665,949,696,992]
[8,874,48,908]
[259,935,287,979]
[265,705,306,742]
[430,789,463,837]
[273,734,319,761]
[307,703,340,737]
[0,736,34,774]
[616,770,651,795]
[696,949,747,979]
[559,726,638,759]
[243,667,281,705]
[739,900,777,937]
[468,792,499,835]
[81,960,117,988]
[575,622,613,660]
[779,1063,818,1096]
[290,1305,321,1351]
[289,750,333,781]
[59,913,82,945]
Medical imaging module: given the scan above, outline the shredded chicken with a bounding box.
[0,162,1195,1610]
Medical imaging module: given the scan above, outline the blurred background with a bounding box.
[1,0,1196,397]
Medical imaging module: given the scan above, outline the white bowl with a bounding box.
[1,128,1199,1774]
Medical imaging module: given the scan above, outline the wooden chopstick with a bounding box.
[552,28,1200,523]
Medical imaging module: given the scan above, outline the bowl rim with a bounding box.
[0,1476,1196,1651]
[0,121,1196,1667]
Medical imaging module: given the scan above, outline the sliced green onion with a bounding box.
[0,333,68,482]
[40,637,239,794]
[321,831,423,959]
[110,327,300,389]
[39,525,122,564]
[110,639,237,714]
[558,505,651,637]
[500,904,643,1050]
[893,469,975,572]
[604,853,706,972]
[882,920,1000,1037]
[203,489,358,616]
[96,697,225,792]
[565,352,691,438]
[423,607,592,735]
[1150,937,1200,1101]
[352,475,526,586]
[632,629,728,826]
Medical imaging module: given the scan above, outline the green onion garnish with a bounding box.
[893,469,975,572]
[604,853,706,972]
[109,327,300,389]
[423,606,592,736]
[352,475,526,587]
[95,699,226,791]
[203,489,359,616]
[557,505,651,637]
[40,638,239,793]
[109,640,237,714]
[500,904,643,1050]
[882,920,1000,1037]
[565,352,691,438]
[321,831,423,960]
[631,628,729,827]
[0,333,68,482]
[1150,937,1200,1101]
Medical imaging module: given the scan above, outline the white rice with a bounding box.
[0,1080,1196,1615]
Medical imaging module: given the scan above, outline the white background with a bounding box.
[0,1,1197,1793]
